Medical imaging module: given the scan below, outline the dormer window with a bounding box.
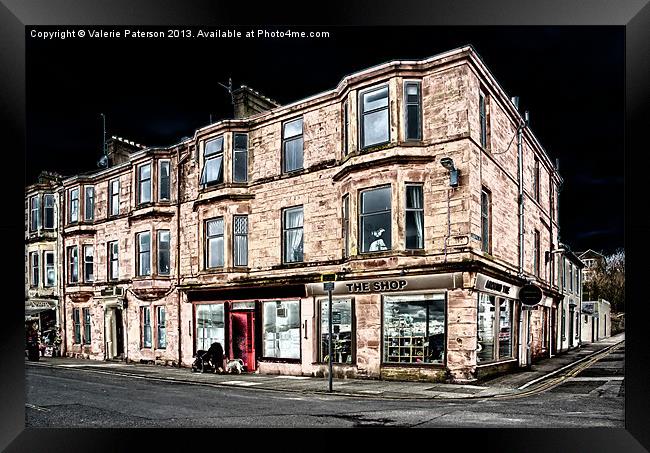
[201,136,224,186]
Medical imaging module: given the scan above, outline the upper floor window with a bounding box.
[360,186,391,253]
[550,183,555,220]
[83,245,94,282]
[233,215,248,267]
[136,231,151,276]
[30,252,39,287]
[562,258,567,290]
[233,133,248,183]
[481,188,492,253]
[533,230,540,277]
[360,85,389,149]
[109,179,120,216]
[569,263,574,292]
[282,206,304,263]
[44,194,55,229]
[404,81,422,141]
[44,251,55,287]
[534,157,540,202]
[405,185,424,249]
[205,218,224,268]
[84,186,95,221]
[69,188,79,223]
[29,195,40,231]
[159,160,171,201]
[479,91,488,148]
[342,101,349,156]
[342,194,350,258]
[137,163,152,205]
[157,230,170,275]
[67,246,78,283]
[201,136,224,186]
[282,118,304,173]
[108,241,119,281]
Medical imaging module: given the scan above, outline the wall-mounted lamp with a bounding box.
[440,157,459,187]
[545,248,567,264]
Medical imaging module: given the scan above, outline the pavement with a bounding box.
[26,332,624,400]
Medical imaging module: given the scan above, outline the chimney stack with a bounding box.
[232,85,280,119]
[106,136,145,167]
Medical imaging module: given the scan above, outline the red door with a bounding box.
[229,311,256,372]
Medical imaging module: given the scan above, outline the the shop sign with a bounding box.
[474,274,521,299]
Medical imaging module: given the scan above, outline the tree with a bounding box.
[583,248,625,313]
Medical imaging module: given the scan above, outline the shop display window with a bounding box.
[477,294,513,362]
[263,300,300,359]
[319,299,353,364]
[196,304,225,351]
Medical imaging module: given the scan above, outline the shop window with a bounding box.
[30,252,39,287]
[405,184,424,249]
[69,188,79,223]
[196,304,225,351]
[67,246,78,283]
[404,81,422,140]
[233,215,248,267]
[84,186,95,221]
[109,179,120,216]
[29,195,40,231]
[157,306,166,349]
[157,230,170,275]
[282,206,304,263]
[201,136,224,186]
[159,160,171,201]
[205,218,224,268]
[233,133,248,182]
[137,163,152,205]
[83,245,94,282]
[319,299,353,364]
[383,294,445,364]
[108,241,119,281]
[477,294,513,362]
[73,308,81,344]
[360,85,389,148]
[481,188,491,253]
[262,300,300,359]
[360,186,391,253]
[282,117,304,173]
[44,194,55,229]
[44,251,55,287]
[141,306,152,348]
[136,231,151,276]
[342,194,350,258]
[83,307,91,345]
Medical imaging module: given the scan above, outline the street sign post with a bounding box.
[323,281,335,392]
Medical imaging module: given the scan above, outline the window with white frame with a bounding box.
[44,251,55,287]
[233,133,248,183]
[29,195,40,231]
[136,232,151,276]
[404,81,422,140]
[233,215,248,267]
[157,230,170,275]
[159,160,171,201]
[108,241,119,281]
[84,186,94,221]
[360,186,391,253]
[477,294,513,362]
[282,206,303,263]
[109,179,120,216]
[282,118,303,173]
[44,194,55,229]
[69,188,79,223]
[360,85,389,148]
[201,136,224,186]
[195,304,225,351]
[67,246,78,283]
[137,164,151,205]
[30,252,39,287]
[83,245,94,282]
[205,218,224,268]
[405,184,424,249]
[262,300,300,359]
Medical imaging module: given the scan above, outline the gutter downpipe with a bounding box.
[176,145,182,368]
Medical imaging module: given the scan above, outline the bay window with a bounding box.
[44,194,55,229]
[67,246,78,283]
[44,251,55,287]
[405,184,424,249]
[137,163,151,205]
[84,186,94,221]
[157,230,170,275]
[29,195,40,231]
[233,133,248,182]
[30,252,39,287]
[342,194,350,258]
[360,85,389,148]
[141,306,152,348]
[157,306,166,349]
[360,186,391,253]
[404,81,422,140]
[73,308,81,344]
[83,245,94,282]
[136,231,151,276]
[83,307,91,345]
[201,136,224,186]
[282,118,303,173]
[233,215,248,267]
[205,218,224,268]
[159,160,171,201]
[69,188,79,223]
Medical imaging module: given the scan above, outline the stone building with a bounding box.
[581,298,611,343]
[29,45,571,382]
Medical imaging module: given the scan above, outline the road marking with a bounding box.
[25,403,50,412]
[568,376,624,381]
[220,380,260,386]
[274,376,310,380]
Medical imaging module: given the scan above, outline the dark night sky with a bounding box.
[25,26,624,254]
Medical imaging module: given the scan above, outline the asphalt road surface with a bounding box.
[25,346,624,428]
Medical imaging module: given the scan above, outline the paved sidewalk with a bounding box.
[26,333,624,400]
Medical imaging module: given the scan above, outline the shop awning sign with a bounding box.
[474,274,521,299]
[25,299,56,314]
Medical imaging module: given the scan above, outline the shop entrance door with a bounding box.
[229,311,256,372]
[115,308,124,357]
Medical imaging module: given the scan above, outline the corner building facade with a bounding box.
[52,46,567,382]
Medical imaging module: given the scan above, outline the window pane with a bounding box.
[208,236,224,267]
[363,109,389,147]
[283,137,304,172]
[44,195,54,228]
[498,299,513,358]
[234,150,248,182]
[283,118,303,138]
[477,294,496,362]
[405,211,424,249]
[406,104,420,139]
[320,299,353,363]
[205,136,224,156]
[361,187,391,214]
[234,133,248,150]
[84,246,94,282]
[111,180,120,215]
[140,164,151,180]
[406,83,419,103]
[284,229,304,262]
[204,156,224,184]
[234,216,248,267]
[160,161,170,200]
[361,212,391,252]
[158,231,170,275]
[284,207,303,228]
[207,218,224,237]
[140,180,151,203]
[362,87,388,111]
[263,301,300,359]
[195,304,225,351]
[85,187,94,220]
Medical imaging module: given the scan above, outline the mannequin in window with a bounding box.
[369,228,388,251]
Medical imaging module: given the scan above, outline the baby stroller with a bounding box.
[191,341,224,373]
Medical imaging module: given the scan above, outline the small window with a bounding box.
[233,133,248,183]
[360,85,389,148]
[534,157,540,202]
[479,91,488,148]
[534,230,540,277]
[360,186,391,253]
[67,246,78,283]
[157,230,170,275]
[342,100,349,156]
[481,188,491,253]
[157,306,166,349]
[282,206,304,263]
[109,179,120,216]
[159,160,171,201]
[142,306,152,348]
[108,241,119,281]
[262,300,300,359]
[29,195,40,232]
[205,218,224,268]
[569,263,574,292]
[233,215,248,267]
[69,188,79,223]
[44,251,55,287]
[138,164,152,205]
[136,232,151,276]
[342,195,350,258]
[282,118,304,173]
[73,308,81,344]
[44,194,55,229]
[320,298,353,363]
[83,307,91,345]
[84,186,95,221]
[83,245,94,282]
[405,185,424,249]
[404,81,422,140]
[30,252,39,287]
[201,136,224,186]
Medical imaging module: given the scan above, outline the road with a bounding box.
[25,345,624,428]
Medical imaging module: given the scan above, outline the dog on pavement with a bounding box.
[225,358,245,374]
